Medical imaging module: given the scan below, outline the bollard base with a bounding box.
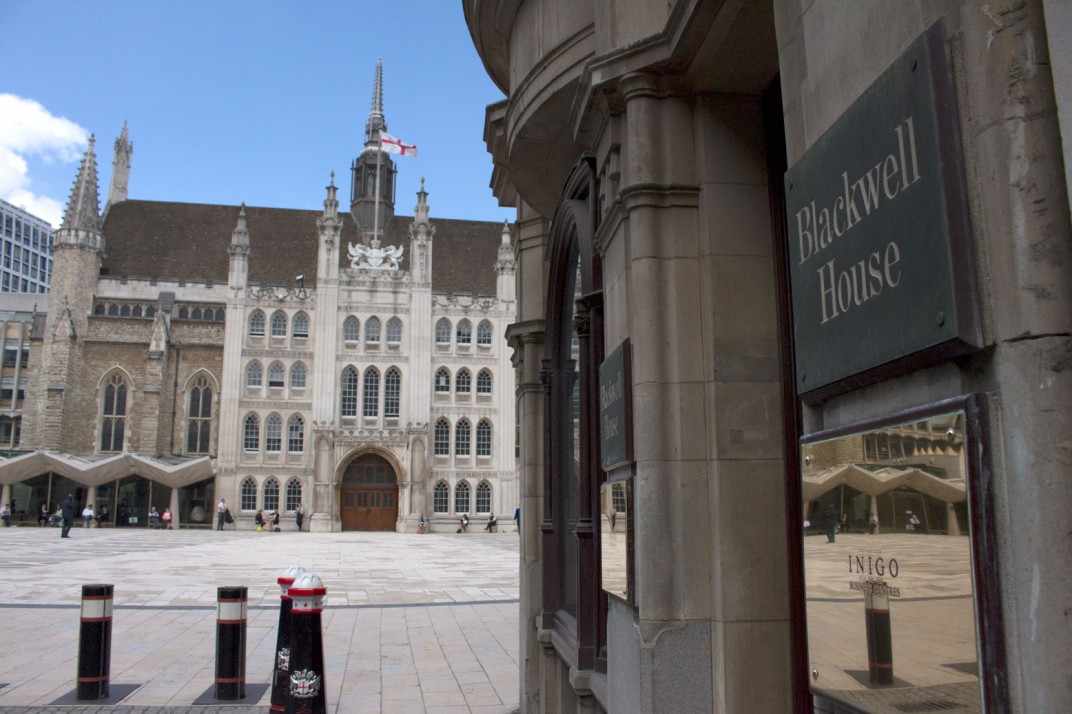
[50,682,140,706]
[193,681,270,705]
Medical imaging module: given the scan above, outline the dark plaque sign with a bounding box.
[599,339,632,471]
[784,23,979,398]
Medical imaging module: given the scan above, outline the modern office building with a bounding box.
[0,198,54,293]
[464,1,1071,712]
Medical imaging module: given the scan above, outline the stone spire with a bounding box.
[228,204,251,291]
[414,177,430,226]
[351,59,397,238]
[105,121,133,212]
[57,135,103,251]
[322,172,339,221]
[364,58,386,144]
[229,203,250,253]
[496,220,516,302]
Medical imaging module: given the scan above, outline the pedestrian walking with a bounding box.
[295,503,304,531]
[217,498,228,531]
[61,493,78,538]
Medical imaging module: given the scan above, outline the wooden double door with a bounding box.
[340,453,398,531]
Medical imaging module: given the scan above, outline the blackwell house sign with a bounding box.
[784,23,980,398]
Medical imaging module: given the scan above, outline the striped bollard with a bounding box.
[864,580,894,684]
[286,572,327,714]
[215,585,248,700]
[271,564,305,712]
[77,584,114,700]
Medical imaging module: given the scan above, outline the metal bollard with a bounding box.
[271,564,305,712]
[77,584,114,700]
[286,572,327,714]
[864,580,894,684]
[215,585,248,700]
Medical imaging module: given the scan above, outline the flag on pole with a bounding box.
[379,132,418,157]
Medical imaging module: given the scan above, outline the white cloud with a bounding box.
[0,94,88,227]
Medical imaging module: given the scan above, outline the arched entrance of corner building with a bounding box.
[339,452,398,531]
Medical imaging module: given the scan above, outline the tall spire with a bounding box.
[61,135,102,234]
[364,58,386,144]
[106,121,134,212]
[352,59,396,238]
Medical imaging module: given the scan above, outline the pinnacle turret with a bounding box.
[61,135,102,234]
[106,121,134,212]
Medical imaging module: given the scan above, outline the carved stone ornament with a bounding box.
[348,241,404,270]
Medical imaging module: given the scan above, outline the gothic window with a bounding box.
[186,375,212,454]
[243,413,260,451]
[249,310,265,336]
[434,367,450,393]
[293,311,309,338]
[343,316,360,342]
[288,414,304,452]
[457,319,472,345]
[132,305,142,317]
[386,317,402,344]
[384,368,401,418]
[477,369,493,395]
[263,477,280,511]
[94,303,105,315]
[456,368,471,394]
[271,311,287,337]
[433,481,449,514]
[99,372,128,452]
[477,320,493,346]
[246,361,263,388]
[123,304,133,317]
[290,362,307,389]
[363,368,380,417]
[455,419,471,457]
[265,414,282,453]
[215,308,225,321]
[476,481,492,514]
[477,419,492,457]
[190,306,200,320]
[341,367,358,418]
[434,418,450,456]
[108,303,119,316]
[435,318,451,344]
[454,481,471,514]
[268,361,286,389]
[240,477,257,511]
[285,478,302,511]
[365,316,381,344]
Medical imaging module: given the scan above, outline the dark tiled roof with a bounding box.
[101,200,504,296]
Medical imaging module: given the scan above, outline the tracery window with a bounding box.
[290,362,307,389]
[476,481,492,514]
[267,361,285,389]
[365,316,381,344]
[363,368,380,417]
[248,310,265,336]
[271,311,287,337]
[456,368,471,394]
[433,481,449,514]
[477,369,493,395]
[240,477,257,510]
[454,481,471,514]
[100,373,128,452]
[386,317,402,344]
[186,375,213,454]
[292,311,309,338]
[455,419,471,457]
[477,419,492,457]
[263,478,280,511]
[285,478,302,511]
[434,367,450,393]
[457,319,472,345]
[243,413,260,451]
[246,361,262,388]
[434,418,450,456]
[477,320,493,346]
[384,368,401,418]
[288,414,304,452]
[265,414,282,453]
[343,316,360,342]
[341,367,358,418]
[435,318,451,344]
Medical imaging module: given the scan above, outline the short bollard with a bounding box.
[286,572,327,714]
[215,585,248,700]
[271,564,305,712]
[864,580,894,684]
[77,584,114,700]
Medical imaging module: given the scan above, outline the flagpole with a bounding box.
[373,132,382,247]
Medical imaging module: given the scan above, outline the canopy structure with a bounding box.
[802,463,967,503]
[0,451,215,489]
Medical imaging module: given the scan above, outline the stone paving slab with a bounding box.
[0,528,520,713]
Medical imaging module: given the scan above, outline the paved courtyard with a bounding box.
[0,527,520,713]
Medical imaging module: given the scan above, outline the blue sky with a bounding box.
[0,1,510,228]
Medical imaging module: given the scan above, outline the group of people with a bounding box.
[215,499,306,532]
[416,507,519,535]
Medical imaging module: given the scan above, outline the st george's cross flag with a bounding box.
[379,131,418,157]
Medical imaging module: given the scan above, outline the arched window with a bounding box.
[100,372,128,452]
[433,481,450,514]
[341,367,358,418]
[434,418,450,456]
[477,369,493,395]
[246,361,263,388]
[455,481,471,514]
[384,367,401,418]
[267,361,286,389]
[365,316,381,344]
[477,320,493,346]
[434,367,450,393]
[386,317,402,344]
[435,318,451,344]
[455,419,471,456]
[343,316,360,342]
[108,303,119,316]
[456,368,471,394]
[240,477,257,511]
[265,414,282,452]
[292,311,309,338]
[285,478,302,511]
[263,478,280,511]
[271,311,287,337]
[363,368,380,417]
[290,362,307,389]
[243,413,260,451]
[249,310,265,336]
[476,481,492,514]
[186,375,212,454]
[457,319,472,345]
[288,414,304,452]
[477,419,492,457]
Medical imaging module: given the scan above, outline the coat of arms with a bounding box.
[289,668,322,698]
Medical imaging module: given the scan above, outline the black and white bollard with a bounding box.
[271,564,305,713]
[864,580,894,684]
[286,572,327,714]
[215,585,248,701]
[77,584,114,700]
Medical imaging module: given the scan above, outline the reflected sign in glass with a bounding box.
[600,480,632,604]
[801,410,984,712]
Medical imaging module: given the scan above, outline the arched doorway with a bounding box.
[340,452,398,531]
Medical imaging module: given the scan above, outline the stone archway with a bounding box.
[339,452,398,531]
